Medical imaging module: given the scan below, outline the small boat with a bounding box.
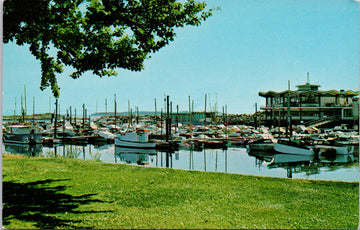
[90,128,116,144]
[114,129,156,148]
[274,139,317,156]
[335,135,359,146]
[246,134,277,151]
[316,145,354,155]
[3,125,43,145]
[228,138,248,146]
[196,139,228,149]
[313,135,355,155]
[154,140,179,150]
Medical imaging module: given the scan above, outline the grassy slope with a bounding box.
[3,155,359,229]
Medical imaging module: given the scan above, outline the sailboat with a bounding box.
[274,139,316,156]
[273,80,317,156]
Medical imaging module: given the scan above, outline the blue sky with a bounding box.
[3,0,359,116]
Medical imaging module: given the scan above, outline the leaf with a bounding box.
[4,0,217,97]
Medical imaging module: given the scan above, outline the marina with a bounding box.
[3,1,360,228]
[3,78,359,183]
[3,142,358,182]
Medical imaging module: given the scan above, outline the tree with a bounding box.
[4,0,216,97]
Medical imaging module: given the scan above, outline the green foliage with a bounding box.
[4,0,217,97]
[3,157,359,229]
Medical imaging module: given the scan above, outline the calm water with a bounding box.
[3,143,359,182]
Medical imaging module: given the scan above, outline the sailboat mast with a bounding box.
[287,80,291,138]
[33,96,35,125]
[114,93,117,128]
[14,97,16,122]
[24,85,27,116]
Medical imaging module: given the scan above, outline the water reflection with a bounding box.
[115,147,156,165]
[3,143,358,182]
[248,149,358,179]
[4,143,43,156]
[269,154,320,178]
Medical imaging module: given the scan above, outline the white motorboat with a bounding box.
[115,130,156,148]
[3,125,43,145]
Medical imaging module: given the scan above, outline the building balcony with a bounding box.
[261,115,356,121]
[261,105,354,110]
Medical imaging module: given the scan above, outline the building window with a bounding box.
[301,93,319,104]
[344,109,353,117]
[275,95,281,104]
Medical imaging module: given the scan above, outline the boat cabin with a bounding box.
[7,125,40,135]
[120,132,149,143]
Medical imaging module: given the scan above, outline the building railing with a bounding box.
[261,115,356,122]
[303,116,339,127]
[264,103,354,108]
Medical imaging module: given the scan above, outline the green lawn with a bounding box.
[3,155,359,229]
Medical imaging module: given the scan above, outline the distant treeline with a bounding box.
[3,113,56,121]
[3,111,262,126]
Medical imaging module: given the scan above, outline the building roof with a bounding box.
[259,73,359,97]
[259,89,359,97]
[296,83,321,91]
[295,72,320,91]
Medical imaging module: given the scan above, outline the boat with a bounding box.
[274,139,317,156]
[316,145,354,156]
[246,134,277,151]
[228,137,248,146]
[3,125,43,145]
[313,135,355,155]
[43,121,76,137]
[196,139,228,149]
[335,134,359,146]
[272,81,318,156]
[90,127,116,144]
[114,129,156,148]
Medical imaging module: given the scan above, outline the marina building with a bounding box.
[258,74,359,128]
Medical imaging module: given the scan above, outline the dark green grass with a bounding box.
[3,156,359,229]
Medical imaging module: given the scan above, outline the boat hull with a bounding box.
[3,134,42,145]
[248,143,274,151]
[114,138,156,148]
